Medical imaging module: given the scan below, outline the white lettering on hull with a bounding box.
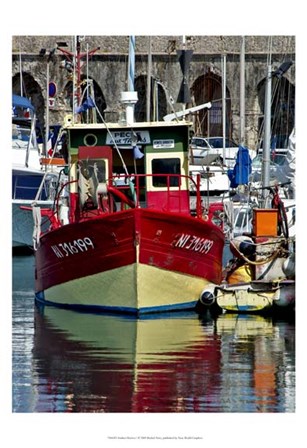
[173,233,214,254]
[51,237,95,258]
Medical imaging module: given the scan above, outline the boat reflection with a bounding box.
[32,305,295,412]
[215,313,274,336]
[33,305,222,412]
[214,313,295,412]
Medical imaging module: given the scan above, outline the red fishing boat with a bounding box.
[34,121,224,314]
[33,37,225,315]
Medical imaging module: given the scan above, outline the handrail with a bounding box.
[43,171,204,231]
[109,172,203,218]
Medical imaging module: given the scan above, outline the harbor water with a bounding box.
[12,253,295,414]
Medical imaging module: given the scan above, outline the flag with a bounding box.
[47,138,53,156]
[76,96,95,114]
[133,145,144,159]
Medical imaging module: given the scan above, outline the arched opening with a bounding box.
[257,76,295,149]
[12,72,45,130]
[134,75,167,122]
[63,75,106,123]
[191,72,232,138]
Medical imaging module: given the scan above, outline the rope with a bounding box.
[229,239,289,266]
[32,203,41,250]
[92,100,129,176]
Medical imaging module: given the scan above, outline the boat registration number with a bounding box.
[51,237,94,258]
[173,233,214,254]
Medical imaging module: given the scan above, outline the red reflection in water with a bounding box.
[33,309,222,412]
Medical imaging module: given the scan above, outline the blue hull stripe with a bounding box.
[35,292,197,316]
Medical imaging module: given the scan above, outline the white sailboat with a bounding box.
[12,94,62,249]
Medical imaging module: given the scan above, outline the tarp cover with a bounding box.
[227,145,252,188]
[12,94,35,111]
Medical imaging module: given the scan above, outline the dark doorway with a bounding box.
[134,75,167,122]
[191,73,232,138]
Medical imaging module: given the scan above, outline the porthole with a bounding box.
[84,133,98,146]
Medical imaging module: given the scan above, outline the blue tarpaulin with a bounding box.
[227,145,252,188]
[12,94,35,112]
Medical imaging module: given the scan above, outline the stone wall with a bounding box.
[12,35,295,149]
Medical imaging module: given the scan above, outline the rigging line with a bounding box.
[91,99,129,176]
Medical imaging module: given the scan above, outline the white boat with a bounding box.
[190,136,252,168]
[12,94,64,249]
[215,279,295,313]
[189,154,231,196]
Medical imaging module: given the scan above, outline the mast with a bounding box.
[19,48,23,97]
[57,36,100,124]
[240,36,245,145]
[121,36,138,125]
[261,38,273,206]
[176,36,193,115]
[128,35,135,92]
[221,53,226,165]
[45,59,50,155]
[146,36,152,122]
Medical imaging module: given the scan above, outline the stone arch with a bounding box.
[62,75,107,123]
[12,72,45,129]
[257,76,295,148]
[191,72,232,138]
[134,75,167,122]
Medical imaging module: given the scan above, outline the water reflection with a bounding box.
[214,314,295,412]
[27,305,295,413]
[32,306,221,412]
[12,255,295,413]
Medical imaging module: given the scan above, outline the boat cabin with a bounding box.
[65,121,196,221]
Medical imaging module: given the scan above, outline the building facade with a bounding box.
[12,35,295,150]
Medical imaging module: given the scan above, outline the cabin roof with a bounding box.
[65,120,193,130]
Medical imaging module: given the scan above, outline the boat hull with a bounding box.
[216,280,295,314]
[12,199,54,248]
[35,208,224,314]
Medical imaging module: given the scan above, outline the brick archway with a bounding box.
[191,73,232,138]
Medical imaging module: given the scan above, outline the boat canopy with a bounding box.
[12,94,35,112]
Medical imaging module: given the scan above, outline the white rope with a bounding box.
[92,100,129,176]
[32,202,41,250]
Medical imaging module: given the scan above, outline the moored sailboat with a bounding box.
[196,52,295,316]
[12,94,63,249]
